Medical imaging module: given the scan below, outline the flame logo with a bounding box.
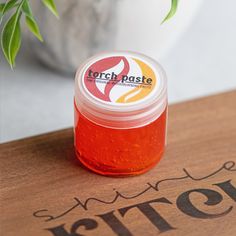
[84,56,156,104]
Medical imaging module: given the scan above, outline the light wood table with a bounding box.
[1,91,236,236]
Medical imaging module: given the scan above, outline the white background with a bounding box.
[1,0,236,143]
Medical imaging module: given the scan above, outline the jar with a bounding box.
[74,51,167,176]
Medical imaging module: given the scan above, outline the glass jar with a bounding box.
[74,51,167,176]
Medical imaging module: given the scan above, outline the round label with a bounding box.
[82,54,159,105]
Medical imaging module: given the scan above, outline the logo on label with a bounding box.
[83,56,157,104]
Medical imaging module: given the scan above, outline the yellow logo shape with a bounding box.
[116,58,156,103]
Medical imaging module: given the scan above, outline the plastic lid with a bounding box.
[75,51,167,129]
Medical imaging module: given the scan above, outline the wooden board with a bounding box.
[1,91,236,236]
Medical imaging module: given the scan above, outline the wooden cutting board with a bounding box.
[1,91,236,236]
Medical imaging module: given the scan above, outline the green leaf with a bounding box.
[162,0,178,24]
[1,1,24,68]
[42,0,59,18]
[0,0,19,22]
[0,3,5,12]
[22,0,43,41]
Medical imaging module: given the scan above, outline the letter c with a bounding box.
[177,188,233,219]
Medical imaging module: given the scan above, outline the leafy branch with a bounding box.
[0,0,58,68]
[0,0,178,68]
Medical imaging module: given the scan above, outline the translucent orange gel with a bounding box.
[74,102,167,176]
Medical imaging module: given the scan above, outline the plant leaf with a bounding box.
[162,0,178,24]
[22,0,43,41]
[1,1,24,67]
[42,0,59,18]
[24,15,43,42]
[0,0,19,22]
[0,3,5,12]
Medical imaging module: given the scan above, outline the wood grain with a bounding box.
[1,91,236,236]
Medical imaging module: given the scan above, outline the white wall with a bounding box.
[116,0,202,58]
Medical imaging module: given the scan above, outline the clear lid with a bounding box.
[75,51,167,129]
